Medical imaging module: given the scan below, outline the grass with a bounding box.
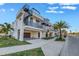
[3,48,44,56]
[0,36,30,48]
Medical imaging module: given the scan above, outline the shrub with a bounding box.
[55,37,65,41]
[42,37,54,40]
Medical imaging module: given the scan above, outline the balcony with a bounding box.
[24,21,44,29]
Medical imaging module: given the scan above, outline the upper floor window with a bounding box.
[30,17,33,20]
[36,19,40,22]
[30,17,33,23]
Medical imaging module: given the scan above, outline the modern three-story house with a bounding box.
[12,4,54,41]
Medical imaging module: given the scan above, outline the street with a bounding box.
[61,36,79,56]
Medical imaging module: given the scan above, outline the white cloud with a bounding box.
[0,3,5,5]
[59,11,64,13]
[47,0,79,3]
[47,7,59,13]
[46,10,57,13]
[46,6,64,14]
[46,10,64,14]
[46,3,77,14]
[10,8,15,11]
[47,3,77,11]
[0,8,15,13]
[62,6,77,10]
[48,7,59,10]
[47,3,55,5]
[59,3,78,5]
[48,3,78,6]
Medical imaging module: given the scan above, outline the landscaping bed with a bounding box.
[55,37,65,41]
[0,36,30,48]
[3,48,44,56]
[43,37,54,40]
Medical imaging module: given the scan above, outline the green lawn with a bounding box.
[4,48,44,56]
[0,36,30,48]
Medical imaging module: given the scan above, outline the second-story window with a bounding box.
[30,17,33,24]
[36,19,40,22]
[30,17,33,20]
[36,18,41,25]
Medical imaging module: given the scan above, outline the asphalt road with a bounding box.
[61,36,79,56]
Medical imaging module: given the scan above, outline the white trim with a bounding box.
[24,25,46,32]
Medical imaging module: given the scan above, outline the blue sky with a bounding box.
[0,3,79,32]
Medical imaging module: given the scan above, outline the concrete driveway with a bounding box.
[41,41,64,56]
[26,39,64,56]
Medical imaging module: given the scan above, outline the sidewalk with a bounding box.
[0,39,53,55]
[0,39,65,56]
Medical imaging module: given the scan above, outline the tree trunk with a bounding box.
[5,31,8,36]
[59,29,62,40]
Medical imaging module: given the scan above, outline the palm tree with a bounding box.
[0,23,13,36]
[46,29,49,38]
[53,24,59,37]
[53,20,69,40]
[53,24,58,30]
[62,29,67,38]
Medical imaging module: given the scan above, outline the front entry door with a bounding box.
[38,32,40,38]
[24,33,31,38]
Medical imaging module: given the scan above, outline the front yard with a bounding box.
[3,48,44,56]
[0,36,30,48]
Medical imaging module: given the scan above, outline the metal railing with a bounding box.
[24,21,44,29]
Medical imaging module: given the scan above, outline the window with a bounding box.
[30,17,33,23]
[18,29,20,39]
[30,17,33,20]
[36,19,40,22]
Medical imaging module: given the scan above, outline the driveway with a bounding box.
[41,41,64,56]
[26,39,65,56]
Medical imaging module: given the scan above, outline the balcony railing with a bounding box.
[24,21,54,31]
[24,21,44,29]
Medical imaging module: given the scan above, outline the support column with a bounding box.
[15,30,18,39]
[19,29,24,41]
[40,31,42,39]
[42,32,45,38]
[52,32,54,37]
[19,14,24,41]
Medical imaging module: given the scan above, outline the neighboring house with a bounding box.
[12,4,54,41]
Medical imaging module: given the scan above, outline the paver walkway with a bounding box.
[0,39,64,56]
